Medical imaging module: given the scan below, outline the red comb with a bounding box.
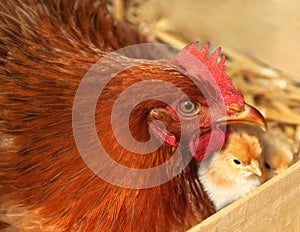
[174,42,244,108]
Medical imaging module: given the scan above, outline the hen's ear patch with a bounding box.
[149,109,178,147]
[149,120,178,147]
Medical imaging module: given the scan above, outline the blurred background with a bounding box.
[112,0,300,77]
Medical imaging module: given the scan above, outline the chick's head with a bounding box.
[217,131,263,183]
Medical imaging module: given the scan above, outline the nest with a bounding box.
[109,0,300,160]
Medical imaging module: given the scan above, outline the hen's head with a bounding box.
[148,42,266,161]
[92,42,266,168]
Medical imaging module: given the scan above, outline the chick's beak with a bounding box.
[274,162,289,175]
[246,160,262,176]
[215,103,267,131]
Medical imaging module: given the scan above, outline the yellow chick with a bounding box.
[197,129,263,211]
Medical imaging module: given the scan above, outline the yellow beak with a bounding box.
[245,160,262,176]
[215,103,267,131]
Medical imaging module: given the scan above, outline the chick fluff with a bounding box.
[260,127,294,182]
[197,129,263,211]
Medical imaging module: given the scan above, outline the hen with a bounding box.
[0,0,266,231]
[197,128,263,211]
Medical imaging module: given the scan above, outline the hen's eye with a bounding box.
[233,159,241,165]
[178,100,201,116]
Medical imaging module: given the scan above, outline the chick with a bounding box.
[260,127,294,181]
[197,129,263,211]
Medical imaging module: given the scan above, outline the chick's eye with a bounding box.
[264,162,271,169]
[233,159,241,165]
[178,100,201,116]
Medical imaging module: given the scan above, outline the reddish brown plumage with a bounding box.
[0,0,265,231]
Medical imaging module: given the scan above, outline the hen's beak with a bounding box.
[215,103,267,131]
